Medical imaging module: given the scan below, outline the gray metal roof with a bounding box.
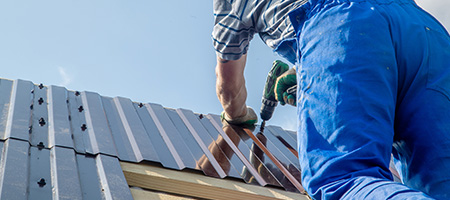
[0,78,304,199]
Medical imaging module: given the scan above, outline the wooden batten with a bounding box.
[121,162,309,200]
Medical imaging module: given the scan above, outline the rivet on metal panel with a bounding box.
[199,114,204,119]
[37,142,45,150]
[39,83,44,89]
[30,104,34,110]
[78,106,84,112]
[75,91,80,96]
[29,126,33,134]
[31,89,34,94]
[81,124,87,131]
[39,118,46,126]
[38,97,44,105]
[37,178,46,187]
[138,103,144,108]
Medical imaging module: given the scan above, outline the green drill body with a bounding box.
[259,60,290,131]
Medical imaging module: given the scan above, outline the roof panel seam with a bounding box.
[145,104,185,169]
[176,109,227,178]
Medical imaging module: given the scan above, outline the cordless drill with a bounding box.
[259,60,296,132]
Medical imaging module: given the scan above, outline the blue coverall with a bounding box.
[290,0,450,199]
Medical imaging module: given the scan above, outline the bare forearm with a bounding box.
[215,54,248,119]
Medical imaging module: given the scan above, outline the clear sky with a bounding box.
[1,0,449,131]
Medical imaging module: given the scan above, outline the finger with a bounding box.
[283,92,289,105]
[287,94,296,106]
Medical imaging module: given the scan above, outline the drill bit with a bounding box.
[259,120,266,133]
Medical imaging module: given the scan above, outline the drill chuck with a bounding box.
[260,98,277,121]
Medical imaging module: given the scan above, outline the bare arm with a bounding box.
[215,54,248,119]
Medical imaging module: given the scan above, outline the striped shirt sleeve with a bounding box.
[212,0,256,60]
[212,0,307,63]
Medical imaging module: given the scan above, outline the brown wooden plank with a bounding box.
[121,162,309,200]
[130,187,194,200]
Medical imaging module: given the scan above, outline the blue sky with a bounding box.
[1,0,448,131]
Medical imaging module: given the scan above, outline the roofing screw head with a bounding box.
[81,124,87,131]
[37,142,45,150]
[38,83,44,89]
[37,178,46,187]
[29,126,33,134]
[39,118,46,126]
[75,91,80,96]
[78,106,84,112]
[138,103,144,108]
[68,115,71,121]
[31,89,34,94]
[30,104,34,110]
[38,97,44,105]
[199,114,204,119]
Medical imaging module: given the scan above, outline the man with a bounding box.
[213,0,450,199]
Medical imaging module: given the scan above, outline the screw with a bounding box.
[39,118,46,126]
[29,126,33,134]
[78,106,84,112]
[31,89,34,94]
[199,114,204,119]
[75,91,80,96]
[37,142,45,150]
[68,115,71,121]
[138,103,144,108]
[37,178,46,187]
[38,98,44,105]
[38,83,44,89]
[30,104,34,110]
[81,124,87,131]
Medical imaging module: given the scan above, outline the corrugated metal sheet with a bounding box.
[0,139,132,200]
[0,78,308,199]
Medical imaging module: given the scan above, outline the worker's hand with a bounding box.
[221,106,257,126]
[275,67,297,106]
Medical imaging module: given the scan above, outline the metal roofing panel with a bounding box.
[3,79,33,141]
[101,96,142,162]
[30,83,50,148]
[50,147,83,200]
[75,154,107,199]
[81,91,118,156]
[48,85,74,149]
[96,154,134,200]
[66,89,89,153]
[209,114,284,187]
[148,104,196,170]
[0,139,29,199]
[164,107,222,177]
[261,127,301,170]
[196,113,250,180]
[0,79,13,138]
[267,126,297,150]
[0,139,132,200]
[0,78,307,198]
[202,114,268,185]
[113,97,159,162]
[29,144,52,200]
[176,108,229,178]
